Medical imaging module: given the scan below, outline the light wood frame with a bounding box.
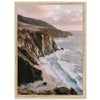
[15,2,86,98]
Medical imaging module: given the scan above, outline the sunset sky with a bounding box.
[18,4,83,31]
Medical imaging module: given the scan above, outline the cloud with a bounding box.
[18,5,60,20]
[18,5,83,31]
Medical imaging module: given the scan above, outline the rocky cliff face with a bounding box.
[18,56,43,86]
[18,28,58,85]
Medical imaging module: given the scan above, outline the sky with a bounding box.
[18,4,83,31]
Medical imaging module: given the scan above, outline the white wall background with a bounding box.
[0,0,100,100]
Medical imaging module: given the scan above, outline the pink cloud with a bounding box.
[18,5,83,31]
[18,5,60,20]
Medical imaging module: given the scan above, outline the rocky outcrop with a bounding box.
[18,28,58,85]
[18,87,78,95]
[18,56,43,86]
[18,28,58,58]
[53,87,78,95]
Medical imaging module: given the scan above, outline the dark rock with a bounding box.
[61,48,64,50]
[70,88,78,95]
[54,87,70,95]
[43,82,47,86]
[53,87,78,95]
[18,56,43,86]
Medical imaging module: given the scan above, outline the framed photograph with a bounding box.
[15,2,86,98]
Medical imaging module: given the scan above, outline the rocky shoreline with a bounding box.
[17,27,78,95]
[17,15,77,95]
[18,86,78,95]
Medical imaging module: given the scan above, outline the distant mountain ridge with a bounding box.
[18,15,54,28]
[18,15,72,38]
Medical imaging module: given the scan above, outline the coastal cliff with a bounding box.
[18,28,58,85]
[17,16,78,95]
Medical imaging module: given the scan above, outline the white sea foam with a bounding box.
[39,31,83,94]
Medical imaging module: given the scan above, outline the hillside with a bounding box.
[18,15,72,38]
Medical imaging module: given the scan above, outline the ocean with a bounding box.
[39,31,83,94]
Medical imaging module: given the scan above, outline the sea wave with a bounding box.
[39,32,83,94]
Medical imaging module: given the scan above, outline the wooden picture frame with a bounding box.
[15,2,86,98]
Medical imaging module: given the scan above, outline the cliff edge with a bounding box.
[18,28,58,85]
